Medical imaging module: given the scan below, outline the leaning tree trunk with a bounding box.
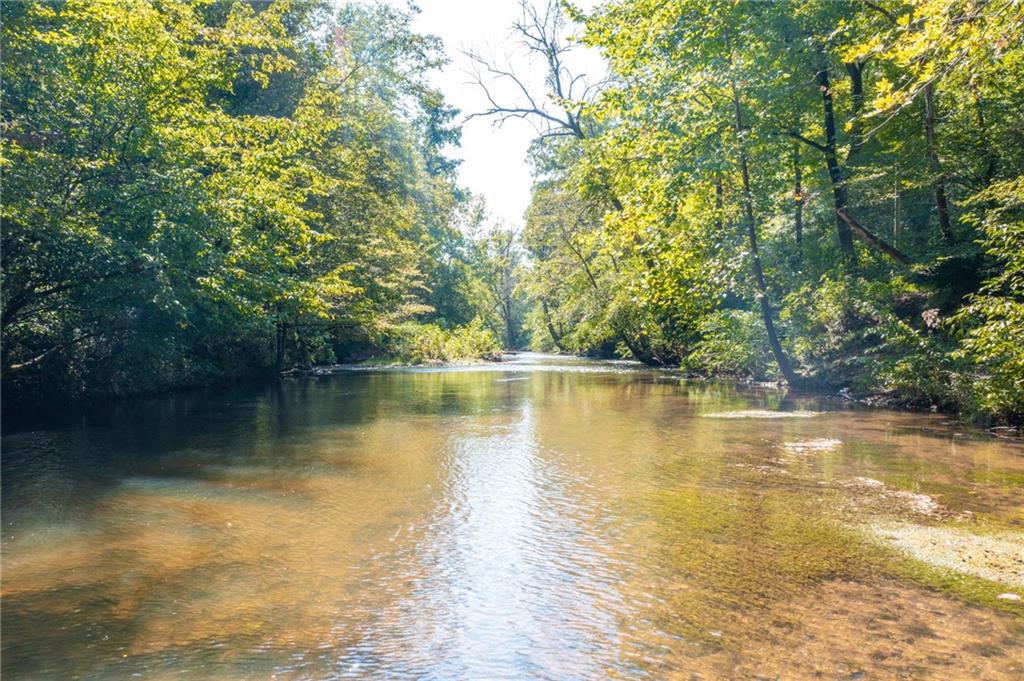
[837,210,911,265]
[727,41,800,386]
[799,59,909,266]
[541,299,567,352]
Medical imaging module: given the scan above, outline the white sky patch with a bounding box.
[402,0,606,230]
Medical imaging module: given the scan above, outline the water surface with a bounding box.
[3,354,1023,678]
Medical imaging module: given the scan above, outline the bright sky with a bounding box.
[405,0,605,230]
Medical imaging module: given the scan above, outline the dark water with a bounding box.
[3,354,1023,679]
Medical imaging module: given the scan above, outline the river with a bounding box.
[2,354,1022,679]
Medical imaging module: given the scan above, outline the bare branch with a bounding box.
[463,0,598,140]
[5,330,107,373]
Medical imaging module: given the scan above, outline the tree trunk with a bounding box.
[845,61,865,161]
[971,83,997,183]
[563,222,658,365]
[275,322,287,373]
[618,328,659,367]
[796,59,911,265]
[837,210,911,264]
[924,83,953,242]
[728,51,800,386]
[714,167,724,233]
[816,64,856,261]
[504,298,515,350]
[793,142,804,250]
[541,299,567,352]
[892,160,902,248]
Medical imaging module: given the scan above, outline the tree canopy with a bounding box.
[3,0,1022,425]
[511,0,1024,423]
[1,0,506,408]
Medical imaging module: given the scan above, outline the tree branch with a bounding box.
[787,130,829,154]
[463,0,595,140]
[5,330,107,373]
[863,1,898,25]
[837,209,912,264]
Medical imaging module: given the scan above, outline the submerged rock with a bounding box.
[890,489,941,516]
[841,477,886,489]
[838,478,945,518]
[703,410,821,419]
[782,439,842,455]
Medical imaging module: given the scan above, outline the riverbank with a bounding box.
[5,350,1019,441]
[279,350,513,376]
[288,351,1024,434]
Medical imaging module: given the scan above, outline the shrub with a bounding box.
[687,309,774,378]
[782,275,961,407]
[386,318,501,363]
[949,179,1024,423]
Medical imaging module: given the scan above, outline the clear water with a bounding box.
[3,354,1022,679]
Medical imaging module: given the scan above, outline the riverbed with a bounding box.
[3,354,1022,678]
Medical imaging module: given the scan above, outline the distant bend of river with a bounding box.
[3,353,1023,679]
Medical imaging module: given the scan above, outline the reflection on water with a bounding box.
[2,354,1023,679]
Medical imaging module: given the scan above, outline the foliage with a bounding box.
[501,0,1024,424]
[950,178,1024,421]
[687,310,774,379]
[0,0,492,409]
[471,226,530,350]
[4,0,1023,425]
[384,319,501,364]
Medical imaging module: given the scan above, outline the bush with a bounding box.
[782,275,961,408]
[386,318,501,363]
[687,309,774,378]
[949,179,1024,423]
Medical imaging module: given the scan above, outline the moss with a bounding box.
[643,472,1023,637]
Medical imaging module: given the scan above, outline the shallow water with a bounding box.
[3,354,1023,679]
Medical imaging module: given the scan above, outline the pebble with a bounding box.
[996,593,1020,601]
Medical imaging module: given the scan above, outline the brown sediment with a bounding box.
[655,578,1024,680]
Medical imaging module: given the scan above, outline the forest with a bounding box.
[3,0,1023,425]
[2,0,516,408]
